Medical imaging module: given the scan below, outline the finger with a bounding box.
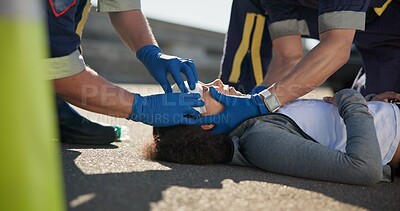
[163,84,172,93]
[191,99,205,107]
[169,66,188,93]
[180,94,204,107]
[158,79,172,93]
[395,93,400,100]
[384,92,400,100]
[183,107,201,118]
[181,63,197,90]
[209,87,228,105]
[184,61,198,84]
[376,92,392,100]
[154,74,172,93]
[182,93,201,100]
[372,92,399,102]
[188,61,198,82]
[323,96,332,103]
[323,96,336,105]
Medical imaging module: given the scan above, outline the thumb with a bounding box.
[323,96,336,105]
[209,87,229,105]
[160,83,172,93]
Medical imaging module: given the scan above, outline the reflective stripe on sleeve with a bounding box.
[318,11,365,34]
[268,19,310,40]
[46,49,86,79]
[97,0,141,12]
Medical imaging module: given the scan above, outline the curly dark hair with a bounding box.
[142,125,233,165]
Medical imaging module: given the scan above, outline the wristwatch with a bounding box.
[259,89,281,113]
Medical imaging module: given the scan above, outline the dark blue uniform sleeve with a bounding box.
[46,0,81,58]
[45,0,89,80]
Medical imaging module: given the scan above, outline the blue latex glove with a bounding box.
[136,45,198,93]
[249,85,268,95]
[196,87,270,134]
[129,93,204,127]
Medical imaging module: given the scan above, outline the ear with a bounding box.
[200,124,215,131]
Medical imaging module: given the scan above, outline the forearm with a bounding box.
[271,30,355,106]
[262,35,303,86]
[53,67,134,118]
[262,55,301,86]
[109,9,157,52]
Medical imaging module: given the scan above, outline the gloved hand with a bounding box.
[196,87,270,134]
[136,45,198,93]
[129,93,204,127]
[249,85,268,95]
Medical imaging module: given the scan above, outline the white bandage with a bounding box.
[172,82,207,114]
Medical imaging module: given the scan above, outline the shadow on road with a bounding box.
[62,146,400,211]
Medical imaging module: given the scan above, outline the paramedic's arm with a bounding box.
[262,35,303,86]
[108,9,199,93]
[109,9,157,52]
[54,67,134,118]
[269,29,356,106]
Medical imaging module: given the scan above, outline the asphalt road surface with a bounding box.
[61,84,400,211]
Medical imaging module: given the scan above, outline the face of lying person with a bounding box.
[198,79,242,130]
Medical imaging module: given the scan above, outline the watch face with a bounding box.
[264,92,280,112]
[259,90,281,112]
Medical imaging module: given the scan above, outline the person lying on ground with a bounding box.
[143,79,400,185]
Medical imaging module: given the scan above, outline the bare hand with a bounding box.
[323,96,337,106]
[370,91,400,103]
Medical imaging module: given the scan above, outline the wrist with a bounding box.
[258,87,281,113]
[249,85,268,95]
[129,93,144,121]
[136,45,160,62]
[254,95,270,115]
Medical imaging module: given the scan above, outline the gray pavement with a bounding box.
[61,84,400,211]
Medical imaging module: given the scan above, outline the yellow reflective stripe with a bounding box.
[251,15,265,85]
[76,0,91,37]
[374,0,392,16]
[229,13,256,83]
